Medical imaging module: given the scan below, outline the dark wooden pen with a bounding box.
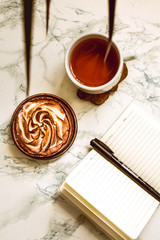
[90,138,160,202]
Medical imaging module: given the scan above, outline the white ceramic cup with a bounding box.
[65,33,123,94]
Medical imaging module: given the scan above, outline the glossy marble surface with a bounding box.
[0,0,160,239]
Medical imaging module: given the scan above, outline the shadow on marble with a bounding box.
[54,193,112,240]
[56,73,78,101]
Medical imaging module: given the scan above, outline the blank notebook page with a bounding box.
[66,103,159,239]
[102,102,160,193]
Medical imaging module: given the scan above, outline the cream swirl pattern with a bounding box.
[16,100,70,155]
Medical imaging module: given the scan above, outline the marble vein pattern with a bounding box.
[0,0,160,240]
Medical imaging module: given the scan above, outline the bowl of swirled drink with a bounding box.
[11,93,77,159]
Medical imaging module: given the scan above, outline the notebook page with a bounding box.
[102,103,160,193]
[66,150,159,239]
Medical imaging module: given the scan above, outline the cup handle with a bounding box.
[123,55,137,62]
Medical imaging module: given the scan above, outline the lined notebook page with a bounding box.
[66,149,158,239]
[102,102,160,193]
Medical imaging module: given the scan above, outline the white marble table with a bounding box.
[0,0,160,239]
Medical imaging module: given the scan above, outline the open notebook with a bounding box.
[60,102,160,240]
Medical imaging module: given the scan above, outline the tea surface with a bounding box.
[70,38,119,87]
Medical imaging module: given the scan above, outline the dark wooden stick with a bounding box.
[23,0,34,96]
[46,0,51,35]
[104,0,116,62]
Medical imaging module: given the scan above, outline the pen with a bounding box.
[90,138,160,202]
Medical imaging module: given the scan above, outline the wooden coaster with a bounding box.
[77,63,128,105]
